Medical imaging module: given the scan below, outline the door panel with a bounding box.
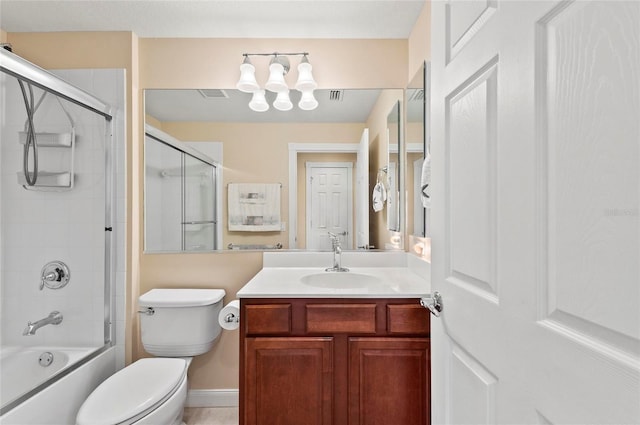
[431,1,639,424]
[446,59,498,301]
[537,0,639,352]
[448,343,497,425]
[447,0,497,63]
[307,163,353,250]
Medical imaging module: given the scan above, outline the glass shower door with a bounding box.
[183,154,216,251]
[144,135,183,252]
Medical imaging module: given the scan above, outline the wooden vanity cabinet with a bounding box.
[240,298,430,425]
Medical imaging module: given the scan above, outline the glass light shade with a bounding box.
[265,62,288,93]
[236,60,259,93]
[249,90,269,112]
[273,90,293,111]
[298,90,318,111]
[295,61,317,91]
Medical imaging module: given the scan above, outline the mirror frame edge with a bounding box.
[404,60,429,250]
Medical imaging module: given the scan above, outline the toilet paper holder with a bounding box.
[224,312,239,323]
[219,300,240,330]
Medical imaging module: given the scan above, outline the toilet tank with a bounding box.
[138,288,226,357]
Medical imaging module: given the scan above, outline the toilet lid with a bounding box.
[139,288,225,308]
[76,358,187,425]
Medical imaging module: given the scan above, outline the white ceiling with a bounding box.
[0,1,425,39]
[1,0,425,123]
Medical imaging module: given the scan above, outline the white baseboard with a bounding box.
[186,389,239,407]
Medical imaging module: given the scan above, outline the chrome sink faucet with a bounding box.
[326,232,349,272]
[23,311,63,336]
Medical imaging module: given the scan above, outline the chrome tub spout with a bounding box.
[23,311,63,336]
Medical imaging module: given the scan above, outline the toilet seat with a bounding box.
[76,358,188,425]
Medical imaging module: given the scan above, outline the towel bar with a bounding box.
[227,243,283,250]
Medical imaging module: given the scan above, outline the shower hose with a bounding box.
[18,79,41,186]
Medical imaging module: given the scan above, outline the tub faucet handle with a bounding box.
[40,261,70,291]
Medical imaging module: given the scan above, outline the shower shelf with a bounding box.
[19,131,73,147]
[17,171,72,188]
[17,130,76,190]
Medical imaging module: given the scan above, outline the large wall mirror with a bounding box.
[144,88,405,253]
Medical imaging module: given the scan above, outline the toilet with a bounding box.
[76,288,226,425]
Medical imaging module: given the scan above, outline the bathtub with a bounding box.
[0,346,116,424]
[1,346,95,408]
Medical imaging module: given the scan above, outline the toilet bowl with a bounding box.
[76,289,226,425]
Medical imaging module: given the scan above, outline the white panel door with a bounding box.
[306,163,353,250]
[430,1,639,424]
[356,128,370,249]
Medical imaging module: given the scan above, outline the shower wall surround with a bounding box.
[0,68,127,364]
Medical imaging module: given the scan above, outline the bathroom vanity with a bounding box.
[237,252,431,425]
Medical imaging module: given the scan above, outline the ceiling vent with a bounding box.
[197,89,229,99]
[409,89,425,102]
[328,90,344,102]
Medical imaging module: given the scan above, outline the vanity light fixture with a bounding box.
[265,56,290,93]
[298,89,319,111]
[249,89,269,112]
[236,52,318,112]
[273,90,293,111]
[236,56,260,93]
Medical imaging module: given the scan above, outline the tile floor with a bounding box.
[184,407,239,425]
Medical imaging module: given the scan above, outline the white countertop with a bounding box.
[236,251,431,299]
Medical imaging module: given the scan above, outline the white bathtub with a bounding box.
[0,346,116,424]
[1,346,95,408]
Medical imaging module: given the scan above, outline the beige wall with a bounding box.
[7,31,135,69]
[1,29,7,43]
[4,0,430,391]
[140,38,408,90]
[408,1,431,81]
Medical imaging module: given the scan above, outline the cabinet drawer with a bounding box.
[387,304,430,335]
[244,304,291,335]
[306,304,376,333]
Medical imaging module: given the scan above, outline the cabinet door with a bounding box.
[244,337,333,425]
[349,338,430,425]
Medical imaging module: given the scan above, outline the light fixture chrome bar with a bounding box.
[238,51,317,111]
[242,52,309,57]
[0,49,112,120]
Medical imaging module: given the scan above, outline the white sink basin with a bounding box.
[300,272,382,289]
